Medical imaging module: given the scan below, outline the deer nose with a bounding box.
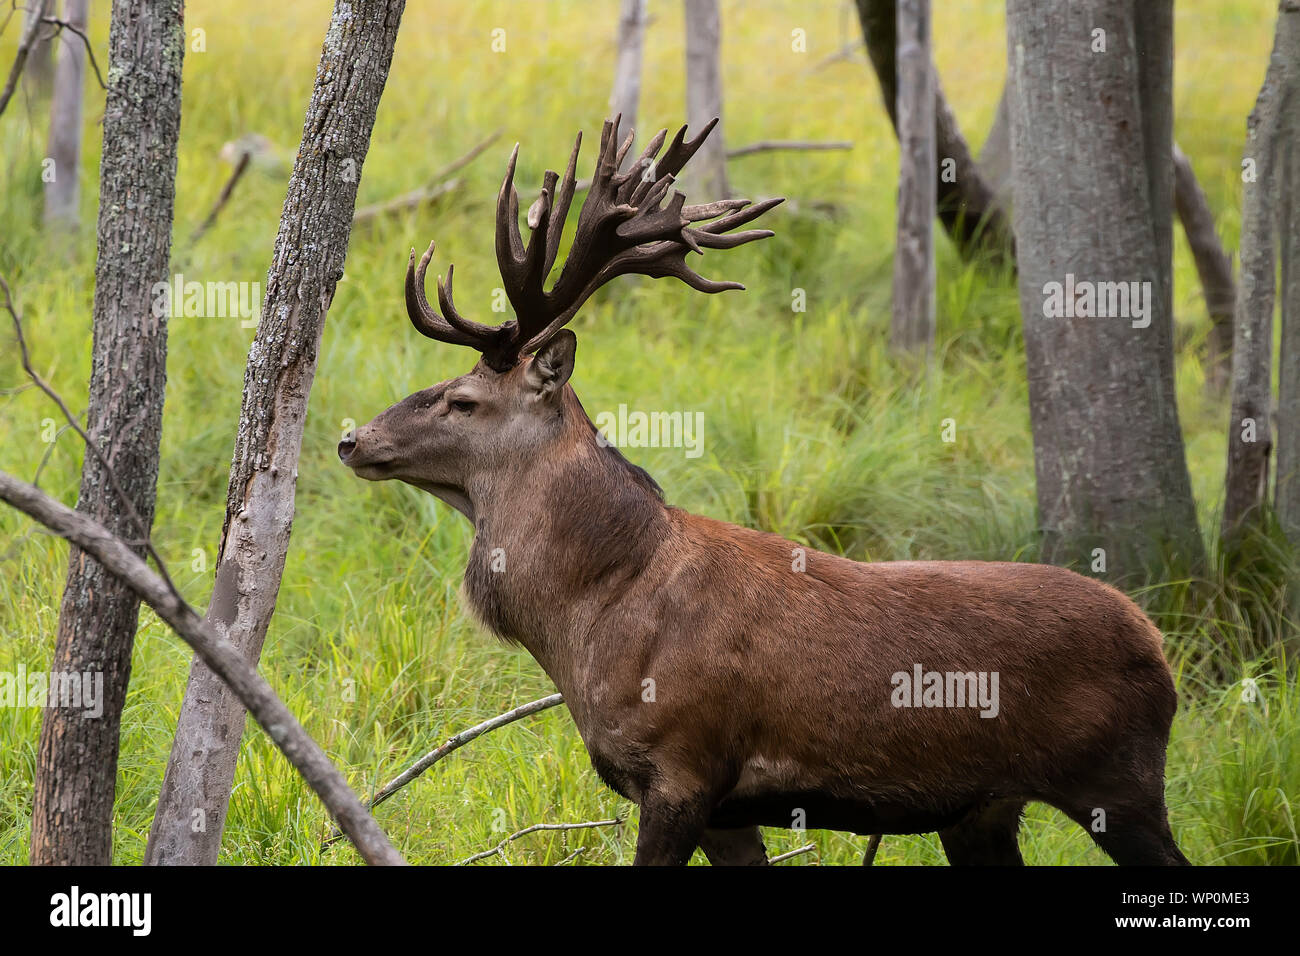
[337,432,357,461]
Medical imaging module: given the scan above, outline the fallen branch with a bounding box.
[770,843,817,864]
[352,177,460,225]
[0,469,406,865]
[727,140,853,159]
[456,818,623,866]
[190,150,252,244]
[322,691,565,850]
[352,130,500,225]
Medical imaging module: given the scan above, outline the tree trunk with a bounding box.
[1008,0,1204,578]
[1223,3,1297,538]
[978,79,1013,214]
[610,0,647,171]
[43,0,88,229]
[683,0,728,198]
[856,0,1015,266]
[1173,143,1237,393]
[22,0,54,101]
[146,0,407,866]
[1270,0,1300,544]
[891,0,935,353]
[29,0,184,866]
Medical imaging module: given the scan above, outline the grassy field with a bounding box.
[1,0,1296,865]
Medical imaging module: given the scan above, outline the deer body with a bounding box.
[342,119,1187,865]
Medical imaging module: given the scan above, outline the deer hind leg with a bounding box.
[938,799,1026,865]
[698,826,770,866]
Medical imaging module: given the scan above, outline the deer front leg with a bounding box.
[699,826,770,865]
[633,790,712,865]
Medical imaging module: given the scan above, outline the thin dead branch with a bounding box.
[770,843,817,863]
[322,692,565,850]
[190,150,251,244]
[727,139,853,159]
[456,818,623,866]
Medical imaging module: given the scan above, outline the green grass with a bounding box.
[0,0,1296,865]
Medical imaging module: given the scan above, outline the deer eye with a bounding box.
[449,398,477,414]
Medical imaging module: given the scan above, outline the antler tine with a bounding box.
[495,144,525,278]
[542,131,582,277]
[615,127,669,203]
[613,124,636,170]
[436,263,500,338]
[629,119,718,207]
[405,243,497,347]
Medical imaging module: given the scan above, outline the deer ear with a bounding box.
[524,329,576,395]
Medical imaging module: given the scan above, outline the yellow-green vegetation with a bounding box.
[0,1,1295,864]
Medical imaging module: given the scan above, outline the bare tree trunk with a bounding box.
[146,0,407,866]
[43,0,88,229]
[22,0,54,101]
[856,0,1015,266]
[684,0,728,198]
[891,0,935,353]
[29,0,184,866]
[610,0,647,171]
[1008,0,1203,578]
[1173,143,1237,393]
[1223,4,1297,538]
[1270,0,1300,544]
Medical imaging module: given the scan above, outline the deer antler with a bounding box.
[405,116,783,371]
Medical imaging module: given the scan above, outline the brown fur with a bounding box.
[341,336,1189,866]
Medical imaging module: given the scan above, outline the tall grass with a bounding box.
[0,0,1295,864]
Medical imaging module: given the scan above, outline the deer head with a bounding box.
[338,118,781,520]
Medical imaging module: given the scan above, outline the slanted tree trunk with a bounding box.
[22,0,54,101]
[683,0,728,198]
[891,0,935,353]
[1269,0,1300,544]
[146,0,407,866]
[29,0,184,866]
[43,0,88,229]
[1173,143,1237,393]
[610,0,647,171]
[1008,0,1204,578]
[978,79,1013,214]
[1223,4,1297,538]
[856,0,1014,266]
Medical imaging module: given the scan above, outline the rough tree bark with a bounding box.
[856,0,1015,265]
[146,0,407,866]
[891,0,935,353]
[683,0,728,198]
[1268,0,1300,544]
[1008,0,1204,578]
[1173,143,1237,393]
[978,79,1013,213]
[29,0,184,866]
[610,0,647,171]
[0,471,404,865]
[43,0,89,229]
[1223,4,1297,539]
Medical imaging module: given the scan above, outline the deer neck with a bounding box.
[460,441,670,688]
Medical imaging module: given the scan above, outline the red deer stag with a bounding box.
[340,118,1189,866]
